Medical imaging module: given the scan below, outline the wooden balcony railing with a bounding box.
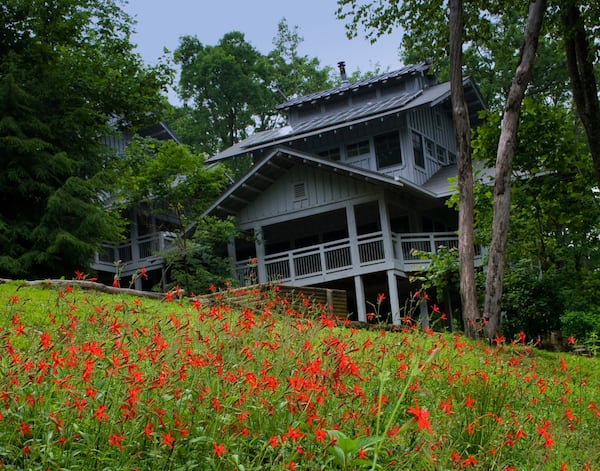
[234,231,478,285]
[93,231,177,274]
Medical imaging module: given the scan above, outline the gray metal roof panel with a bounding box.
[276,62,430,109]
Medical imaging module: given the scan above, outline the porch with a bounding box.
[233,230,478,287]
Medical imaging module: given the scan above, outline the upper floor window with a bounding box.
[375,131,402,169]
[318,147,341,161]
[346,140,370,158]
[412,131,425,168]
[436,145,447,164]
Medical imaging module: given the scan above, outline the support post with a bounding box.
[354,275,367,323]
[254,226,266,283]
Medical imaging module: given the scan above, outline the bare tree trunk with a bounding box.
[449,0,480,338]
[560,0,600,186]
[484,0,546,340]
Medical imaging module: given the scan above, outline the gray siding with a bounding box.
[236,165,374,226]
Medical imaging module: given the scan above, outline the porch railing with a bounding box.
[234,231,472,285]
[94,231,177,273]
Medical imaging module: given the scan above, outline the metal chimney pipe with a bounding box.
[337,61,347,82]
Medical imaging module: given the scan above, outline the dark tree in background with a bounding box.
[0,0,171,279]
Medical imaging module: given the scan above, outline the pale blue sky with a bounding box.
[123,0,404,103]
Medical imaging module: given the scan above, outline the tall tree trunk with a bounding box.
[449,0,480,338]
[560,0,600,186]
[483,0,546,340]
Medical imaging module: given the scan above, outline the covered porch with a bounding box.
[229,196,478,325]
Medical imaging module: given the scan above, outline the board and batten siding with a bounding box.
[236,164,374,226]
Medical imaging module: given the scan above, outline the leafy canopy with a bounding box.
[0,0,172,279]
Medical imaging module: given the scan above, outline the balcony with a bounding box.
[92,231,177,275]
[234,231,482,286]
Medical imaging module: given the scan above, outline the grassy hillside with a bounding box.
[0,280,598,470]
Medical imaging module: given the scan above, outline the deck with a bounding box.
[234,231,480,286]
[92,231,176,276]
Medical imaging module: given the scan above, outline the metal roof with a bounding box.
[276,62,431,110]
[207,77,485,164]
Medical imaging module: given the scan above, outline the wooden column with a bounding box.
[354,275,367,323]
[254,226,267,283]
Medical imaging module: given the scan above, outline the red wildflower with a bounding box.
[212,441,227,458]
[377,292,386,303]
[439,398,454,416]
[407,399,432,433]
[93,404,108,422]
[161,431,175,449]
[313,427,327,443]
[18,420,31,436]
[465,395,475,409]
[108,433,125,450]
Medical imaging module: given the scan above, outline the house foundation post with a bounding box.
[387,270,401,325]
[354,275,367,323]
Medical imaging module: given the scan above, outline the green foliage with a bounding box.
[410,245,460,298]
[1,282,599,469]
[336,0,570,109]
[165,216,239,295]
[560,309,600,347]
[172,21,333,155]
[115,137,231,294]
[0,0,172,279]
[500,262,564,339]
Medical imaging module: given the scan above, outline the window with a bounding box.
[425,139,435,160]
[346,140,370,158]
[318,147,341,161]
[436,145,447,164]
[374,131,402,168]
[412,131,425,168]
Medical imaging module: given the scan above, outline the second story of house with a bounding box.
[207,61,485,187]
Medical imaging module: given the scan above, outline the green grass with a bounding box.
[0,280,598,470]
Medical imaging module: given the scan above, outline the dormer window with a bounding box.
[375,131,402,169]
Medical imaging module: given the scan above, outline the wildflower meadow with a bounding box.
[0,280,598,470]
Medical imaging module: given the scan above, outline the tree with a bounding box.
[0,0,171,279]
[337,0,546,338]
[558,0,600,186]
[473,98,600,338]
[172,22,333,156]
[482,0,546,339]
[448,0,480,337]
[175,32,272,152]
[115,137,232,294]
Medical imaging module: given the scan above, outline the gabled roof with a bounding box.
[203,147,448,219]
[206,76,484,163]
[276,62,431,110]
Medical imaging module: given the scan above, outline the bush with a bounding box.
[560,309,600,345]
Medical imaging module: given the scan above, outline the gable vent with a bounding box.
[293,182,306,200]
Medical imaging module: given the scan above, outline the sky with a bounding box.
[122,0,405,104]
